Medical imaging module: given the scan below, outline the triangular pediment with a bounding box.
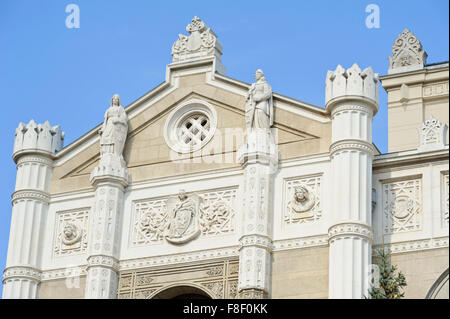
[51,69,331,194]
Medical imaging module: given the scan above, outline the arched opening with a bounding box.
[151,284,213,299]
[426,268,449,299]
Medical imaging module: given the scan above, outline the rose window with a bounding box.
[164,99,217,153]
[178,113,211,148]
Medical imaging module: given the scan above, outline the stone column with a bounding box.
[237,131,278,299]
[325,64,379,299]
[84,94,129,299]
[3,121,64,299]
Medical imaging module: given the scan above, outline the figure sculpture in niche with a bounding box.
[245,69,274,131]
[99,94,128,164]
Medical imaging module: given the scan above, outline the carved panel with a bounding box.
[423,82,449,98]
[131,188,237,246]
[117,259,238,299]
[383,177,422,234]
[54,208,89,257]
[443,172,449,226]
[284,175,322,224]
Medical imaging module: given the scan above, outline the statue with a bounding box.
[99,94,128,164]
[165,190,201,244]
[245,69,274,131]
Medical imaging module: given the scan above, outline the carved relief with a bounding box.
[165,191,201,244]
[54,209,89,257]
[132,189,237,246]
[284,176,321,224]
[443,173,449,226]
[383,178,422,234]
[172,16,220,62]
[418,116,447,152]
[117,259,238,299]
[388,29,427,73]
[199,189,236,236]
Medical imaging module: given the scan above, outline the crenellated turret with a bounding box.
[13,120,64,161]
[3,120,64,299]
[325,63,379,112]
[326,63,379,299]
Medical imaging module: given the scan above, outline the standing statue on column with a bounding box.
[99,94,128,166]
[245,69,274,131]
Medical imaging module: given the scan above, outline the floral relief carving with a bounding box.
[54,209,89,257]
[206,266,224,277]
[284,176,321,224]
[383,178,422,234]
[132,189,236,246]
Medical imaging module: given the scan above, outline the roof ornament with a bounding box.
[388,29,427,74]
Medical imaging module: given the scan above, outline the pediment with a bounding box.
[50,71,331,194]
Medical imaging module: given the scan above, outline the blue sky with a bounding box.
[0,0,448,297]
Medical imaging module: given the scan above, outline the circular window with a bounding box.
[164,99,217,153]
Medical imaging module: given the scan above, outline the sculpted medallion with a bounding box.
[165,190,201,244]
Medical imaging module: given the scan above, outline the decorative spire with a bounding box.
[171,16,225,74]
[388,29,427,74]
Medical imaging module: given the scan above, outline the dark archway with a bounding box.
[151,285,213,299]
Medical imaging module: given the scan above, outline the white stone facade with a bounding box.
[3,18,449,299]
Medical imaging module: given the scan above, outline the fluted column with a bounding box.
[325,64,379,299]
[3,121,64,298]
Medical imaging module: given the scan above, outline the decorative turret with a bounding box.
[388,29,427,75]
[4,120,64,298]
[13,120,64,161]
[325,63,379,114]
[326,63,379,299]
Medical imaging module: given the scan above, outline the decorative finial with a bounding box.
[388,29,427,74]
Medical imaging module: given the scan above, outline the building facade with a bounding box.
[3,18,449,299]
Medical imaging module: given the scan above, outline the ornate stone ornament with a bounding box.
[165,190,201,244]
[132,189,236,246]
[54,209,89,257]
[171,16,223,64]
[289,186,315,218]
[61,222,82,245]
[418,115,448,152]
[284,176,321,224]
[383,178,422,234]
[388,29,427,74]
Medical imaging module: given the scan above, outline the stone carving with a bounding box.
[165,190,201,244]
[443,173,449,226]
[418,115,448,152]
[383,178,422,234]
[91,94,130,185]
[54,209,89,257]
[199,189,236,236]
[99,94,128,163]
[132,189,237,246]
[171,16,223,64]
[388,29,427,74]
[61,222,82,245]
[285,176,321,224]
[201,281,224,298]
[206,266,224,277]
[13,120,64,156]
[245,69,273,131]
